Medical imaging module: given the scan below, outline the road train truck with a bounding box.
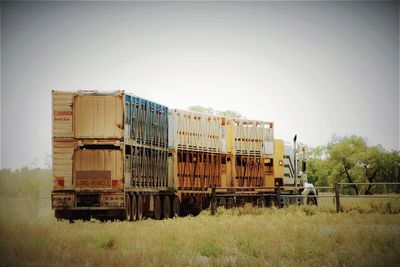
[51,90,316,220]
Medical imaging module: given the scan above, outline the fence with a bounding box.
[312,182,400,213]
[209,183,400,215]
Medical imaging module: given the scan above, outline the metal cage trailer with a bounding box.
[51,91,177,221]
[51,90,318,221]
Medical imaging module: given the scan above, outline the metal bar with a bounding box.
[210,185,216,215]
[335,183,341,213]
[215,186,276,190]
[338,182,400,185]
[339,195,400,198]
[277,185,282,208]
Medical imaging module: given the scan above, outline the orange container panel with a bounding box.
[74,93,124,139]
[53,140,75,190]
[74,149,123,189]
[52,91,74,138]
[171,150,225,190]
[234,155,265,187]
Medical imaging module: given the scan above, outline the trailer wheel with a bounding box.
[218,198,226,208]
[125,194,132,221]
[137,194,143,220]
[172,196,180,217]
[227,198,235,209]
[257,196,266,208]
[154,195,162,220]
[196,196,203,214]
[163,196,171,219]
[131,194,137,221]
[307,195,317,206]
[55,210,72,221]
[297,197,302,206]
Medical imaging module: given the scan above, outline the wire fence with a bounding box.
[209,183,400,214]
[313,182,400,213]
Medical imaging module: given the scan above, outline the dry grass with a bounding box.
[1,198,400,267]
[317,192,400,214]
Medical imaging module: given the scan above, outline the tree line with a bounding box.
[305,135,400,195]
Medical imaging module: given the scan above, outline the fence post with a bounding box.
[276,185,281,208]
[210,185,216,215]
[335,183,341,213]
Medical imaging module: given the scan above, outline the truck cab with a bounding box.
[273,138,317,206]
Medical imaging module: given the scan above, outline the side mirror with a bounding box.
[302,161,306,173]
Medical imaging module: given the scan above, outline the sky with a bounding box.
[1,1,399,169]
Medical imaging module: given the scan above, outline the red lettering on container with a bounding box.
[54,110,72,121]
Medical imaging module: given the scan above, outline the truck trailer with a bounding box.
[51,90,316,221]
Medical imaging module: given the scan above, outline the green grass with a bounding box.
[1,202,400,267]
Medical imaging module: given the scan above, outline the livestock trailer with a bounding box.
[51,90,317,221]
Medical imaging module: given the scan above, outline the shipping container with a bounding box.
[74,92,124,139]
[52,90,168,144]
[168,109,226,153]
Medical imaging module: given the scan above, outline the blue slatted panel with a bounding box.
[124,94,168,148]
[124,93,168,188]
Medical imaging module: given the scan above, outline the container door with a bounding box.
[74,94,124,139]
[74,149,123,189]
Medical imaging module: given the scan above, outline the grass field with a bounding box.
[1,197,400,267]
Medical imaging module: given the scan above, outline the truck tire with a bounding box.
[131,194,137,221]
[125,194,132,221]
[257,196,266,208]
[218,198,226,208]
[172,196,180,217]
[227,198,235,209]
[307,195,317,206]
[163,196,171,219]
[55,210,72,221]
[154,195,162,220]
[137,194,143,220]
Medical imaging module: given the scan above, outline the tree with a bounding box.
[187,105,215,114]
[327,136,368,195]
[358,145,384,195]
[323,135,399,195]
[304,144,333,186]
[216,110,242,119]
[372,150,400,194]
[187,105,243,119]
[307,157,332,186]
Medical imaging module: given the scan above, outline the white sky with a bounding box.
[1,1,399,169]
